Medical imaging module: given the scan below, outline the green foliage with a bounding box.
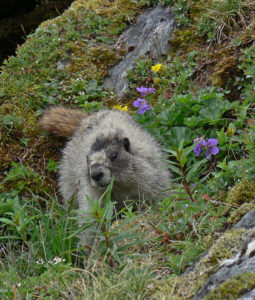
[0,114,24,143]
[0,192,78,264]
[240,45,255,79]
[0,260,77,299]
[1,162,45,194]
[238,44,255,103]
[129,51,254,190]
[0,7,121,112]
[69,79,108,107]
[74,178,150,267]
[0,192,34,241]
[157,193,226,274]
[167,141,208,181]
[195,0,255,42]
[133,85,237,152]
[0,114,23,130]
[46,159,58,173]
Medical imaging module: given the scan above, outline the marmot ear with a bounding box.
[123,137,130,152]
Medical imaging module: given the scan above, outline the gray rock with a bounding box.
[192,230,255,299]
[103,5,175,96]
[237,289,255,300]
[234,210,255,229]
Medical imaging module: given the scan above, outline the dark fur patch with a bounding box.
[91,134,122,153]
[123,138,130,152]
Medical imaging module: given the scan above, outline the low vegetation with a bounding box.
[1,0,255,298]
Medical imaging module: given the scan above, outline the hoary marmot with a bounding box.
[39,107,171,244]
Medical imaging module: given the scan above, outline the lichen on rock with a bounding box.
[228,203,255,226]
[151,228,250,299]
[204,272,255,300]
[225,179,255,206]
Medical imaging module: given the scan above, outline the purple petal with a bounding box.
[138,103,151,114]
[205,148,211,157]
[136,87,147,97]
[136,87,147,93]
[136,87,156,97]
[206,146,219,157]
[210,146,220,155]
[133,98,144,108]
[193,138,207,147]
[193,145,202,156]
[147,88,156,94]
[199,139,208,147]
[207,138,218,147]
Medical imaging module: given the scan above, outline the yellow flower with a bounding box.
[151,64,162,72]
[113,105,128,112]
[227,128,235,136]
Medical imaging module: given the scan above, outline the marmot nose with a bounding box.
[91,171,104,182]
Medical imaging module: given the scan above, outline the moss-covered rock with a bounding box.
[204,272,255,300]
[225,179,255,206]
[151,228,251,299]
[228,203,255,226]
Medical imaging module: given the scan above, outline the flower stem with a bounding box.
[179,164,195,202]
[102,222,114,267]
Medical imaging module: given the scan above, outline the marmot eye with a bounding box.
[111,153,118,161]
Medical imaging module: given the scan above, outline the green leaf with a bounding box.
[184,116,199,128]
[199,106,222,124]
[180,154,187,168]
[167,127,195,148]
[178,139,185,152]
[184,143,198,156]
[165,149,178,157]
[167,164,183,176]
[186,158,208,182]
[0,218,16,226]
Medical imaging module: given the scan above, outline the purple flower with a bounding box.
[133,98,145,108]
[205,138,219,157]
[193,138,220,157]
[193,139,207,156]
[133,98,151,114]
[193,144,202,156]
[147,87,156,94]
[138,103,151,114]
[136,87,156,97]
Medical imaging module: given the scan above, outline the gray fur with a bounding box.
[58,109,171,245]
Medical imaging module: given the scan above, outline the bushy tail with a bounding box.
[39,106,87,138]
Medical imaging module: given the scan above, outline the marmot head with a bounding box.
[87,132,132,189]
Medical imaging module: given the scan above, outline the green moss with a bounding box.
[151,228,250,299]
[89,46,118,67]
[228,203,255,226]
[209,47,243,100]
[1,263,79,299]
[170,29,198,55]
[205,272,255,300]
[66,44,118,80]
[226,179,255,206]
[0,0,145,195]
[212,55,238,87]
